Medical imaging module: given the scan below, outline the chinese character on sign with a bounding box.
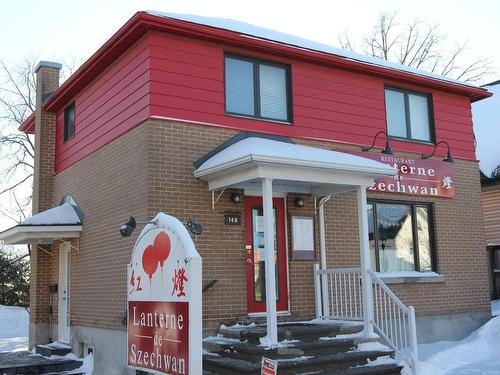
[442,176,453,189]
[172,267,188,297]
[129,270,143,294]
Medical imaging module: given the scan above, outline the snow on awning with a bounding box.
[193,136,397,194]
[0,203,83,245]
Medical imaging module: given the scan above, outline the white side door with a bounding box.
[58,242,71,343]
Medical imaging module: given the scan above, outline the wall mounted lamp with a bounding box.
[421,141,454,163]
[119,216,158,237]
[361,131,393,155]
[295,196,305,208]
[231,193,242,204]
[186,219,203,236]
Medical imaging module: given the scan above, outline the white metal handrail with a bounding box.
[369,269,419,374]
[314,265,363,321]
[314,265,419,375]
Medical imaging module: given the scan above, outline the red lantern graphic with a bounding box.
[154,232,171,285]
[142,245,158,295]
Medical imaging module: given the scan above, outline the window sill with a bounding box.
[377,271,445,284]
[225,112,292,126]
[388,136,435,146]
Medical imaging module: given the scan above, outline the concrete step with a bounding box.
[0,351,81,375]
[35,343,72,357]
[203,349,397,375]
[218,322,364,343]
[206,338,357,361]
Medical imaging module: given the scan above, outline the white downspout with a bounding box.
[318,194,332,319]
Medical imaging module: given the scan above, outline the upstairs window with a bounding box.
[385,87,434,143]
[225,55,291,122]
[64,103,75,142]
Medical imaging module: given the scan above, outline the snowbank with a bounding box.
[0,305,29,352]
[419,314,500,374]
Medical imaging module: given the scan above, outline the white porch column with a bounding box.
[357,186,374,337]
[262,177,278,344]
[318,195,332,318]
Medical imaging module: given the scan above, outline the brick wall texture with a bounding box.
[33,120,490,333]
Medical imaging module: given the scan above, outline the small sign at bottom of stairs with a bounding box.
[261,356,278,375]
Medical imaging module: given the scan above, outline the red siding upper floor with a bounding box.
[54,30,477,174]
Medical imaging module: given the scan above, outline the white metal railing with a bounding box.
[314,265,363,321]
[369,269,419,374]
[314,265,419,375]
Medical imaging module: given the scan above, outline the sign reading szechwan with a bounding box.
[352,152,455,198]
[127,213,202,375]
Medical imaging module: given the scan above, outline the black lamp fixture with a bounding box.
[421,141,454,163]
[119,216,158,237]
[295,196,305,208]
[231,192,242,204]
[361,130,393,155]
[186,219,203,236]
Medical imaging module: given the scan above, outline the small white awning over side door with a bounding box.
[0,203,83,245]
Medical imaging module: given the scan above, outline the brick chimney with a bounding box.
[32,61,62,214]
[29,61,61,348]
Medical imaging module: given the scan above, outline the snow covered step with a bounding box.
[204,337,357,362]
[35,342,72,357]
[203,350,399,374]
[217,321,364,343]
[0,351,81,375]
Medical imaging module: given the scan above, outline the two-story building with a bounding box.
[0,11,493,374]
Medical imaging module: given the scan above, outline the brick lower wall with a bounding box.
[50,125,149,331]
[38,119,490,333]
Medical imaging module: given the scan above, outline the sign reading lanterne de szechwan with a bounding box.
[353,152,455,198]
[127,213,202,375]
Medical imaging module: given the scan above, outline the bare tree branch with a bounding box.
[340,11,494,84]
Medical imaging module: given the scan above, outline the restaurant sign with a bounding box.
[353,152,455,198]
[127,213,202,375]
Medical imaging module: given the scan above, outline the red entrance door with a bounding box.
[245,196,289,314]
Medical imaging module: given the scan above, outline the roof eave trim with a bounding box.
[19,112,35,134]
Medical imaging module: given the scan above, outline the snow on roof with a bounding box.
[147,11,479,89]
[20,203,82,226]
[194,137,397,177]
[472,82,500,176]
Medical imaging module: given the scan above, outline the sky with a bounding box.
[0,0,499,232]
[1,0,499,82]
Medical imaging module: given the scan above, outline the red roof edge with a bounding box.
[19,112,35,134]
[44,11,492,113]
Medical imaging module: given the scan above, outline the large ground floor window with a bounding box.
[368,200,435,272]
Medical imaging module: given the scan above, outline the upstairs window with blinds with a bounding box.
[385,87,434,143]
[225,55,291,122]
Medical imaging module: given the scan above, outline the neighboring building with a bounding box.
[472,80,500,299]
[0,11,493,374]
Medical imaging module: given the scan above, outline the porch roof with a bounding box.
[0,203,83,245]
[193,137,397,194]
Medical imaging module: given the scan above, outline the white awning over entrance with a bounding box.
[193,137,397,194]
[194,135,398,345]
[0,203,83,245]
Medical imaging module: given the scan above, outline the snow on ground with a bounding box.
[0,305,29,352]
[418,302,500,374]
